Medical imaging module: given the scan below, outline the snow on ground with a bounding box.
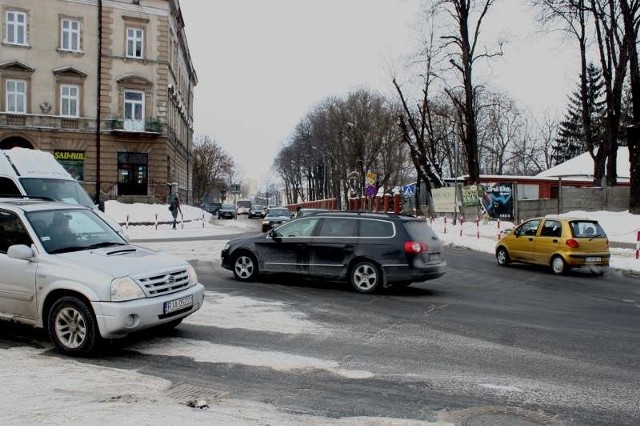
[2,200,639,425]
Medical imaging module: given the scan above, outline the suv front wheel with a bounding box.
[48,296,101,356]
[350,260,381,293]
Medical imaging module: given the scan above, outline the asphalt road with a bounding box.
[2,237,639,425]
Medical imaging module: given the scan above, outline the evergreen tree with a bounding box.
[552,63,606,164]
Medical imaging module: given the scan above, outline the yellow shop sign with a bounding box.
[54,151,85,161]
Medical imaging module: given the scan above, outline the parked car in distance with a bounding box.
[495,216,610,275]
[221,211,447,293]
[261,207,293,232]
[0,198,205,356]
[236,199,252,216]
[248,204,266,219]
[218,203,237,219]
[202,202,222,215]
[295,208,328,218]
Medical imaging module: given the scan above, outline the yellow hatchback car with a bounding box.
[495,216,610,275]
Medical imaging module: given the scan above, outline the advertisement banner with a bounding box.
[365,172,377,197]
[366,171,377,185]
[480,183,514,220]
[461,185,480,207]
[431,187,456,213]
[365,184,376,197]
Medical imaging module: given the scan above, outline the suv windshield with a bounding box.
[27,209,126,254]
[20,178,95,208]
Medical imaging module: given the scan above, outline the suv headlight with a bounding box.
[187,264,199,286]
[111,277,145,301]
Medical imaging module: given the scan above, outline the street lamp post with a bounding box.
[311,146,326,199]
[346,122,367,199]
[453,137,459,225]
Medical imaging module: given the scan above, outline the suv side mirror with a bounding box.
[8,244,35,261]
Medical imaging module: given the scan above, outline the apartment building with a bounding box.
[0,0,197,203]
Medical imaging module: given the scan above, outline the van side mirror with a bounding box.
[97,200,105,212]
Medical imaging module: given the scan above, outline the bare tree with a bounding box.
[479,91,526,175]
[275,90,406,209]
[393,15,448,215]
[620,0,640,212]
[533,112,562,172]
[437,0,503,184]
[531,0,606,183]
[191,135,234,205]
[590,0,629,186]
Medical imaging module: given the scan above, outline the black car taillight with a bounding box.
[404,241,427,254]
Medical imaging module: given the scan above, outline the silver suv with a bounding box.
[0,198,205,356]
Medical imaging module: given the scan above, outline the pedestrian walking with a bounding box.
[169,195,183,229]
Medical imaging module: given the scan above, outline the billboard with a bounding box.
[480,183,514,220]
[461,184,480,207]
[365,172,377,197]
[431,187,457,213]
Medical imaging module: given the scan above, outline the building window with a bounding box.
[124,90,144,131]
[60,18,80,51]
[126,27,143,58]
[5,10,27,45]
[6,79,26,113]
[60,84,79,117]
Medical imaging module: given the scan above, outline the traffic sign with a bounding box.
[402,183,415,196]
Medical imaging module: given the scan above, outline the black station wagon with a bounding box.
[220,211,446,293]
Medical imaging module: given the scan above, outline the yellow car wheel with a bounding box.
[496,247,510,266]
[551,255,567,275]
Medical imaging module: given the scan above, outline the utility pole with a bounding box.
[94,0,103,207]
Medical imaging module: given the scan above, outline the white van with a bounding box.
[0,148,124,235]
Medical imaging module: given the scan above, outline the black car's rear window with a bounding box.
[403,220,437,240]
[359,219,394,238]
[268,208,290,217]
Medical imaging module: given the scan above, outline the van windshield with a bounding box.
[20,178,96,208]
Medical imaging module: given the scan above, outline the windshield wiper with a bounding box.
[48,246,87,254]
[86,242,127,249]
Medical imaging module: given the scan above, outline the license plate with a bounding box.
[163,295,193,314]
[585,256,601,262]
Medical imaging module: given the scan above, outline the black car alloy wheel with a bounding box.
[233,252,259,281]
[350,260,381,293]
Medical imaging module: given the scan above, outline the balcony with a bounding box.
[110,117,163,134]
[0,112,94,131]
[0,112,164,135]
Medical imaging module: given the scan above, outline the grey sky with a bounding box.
[180,0,577,186]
